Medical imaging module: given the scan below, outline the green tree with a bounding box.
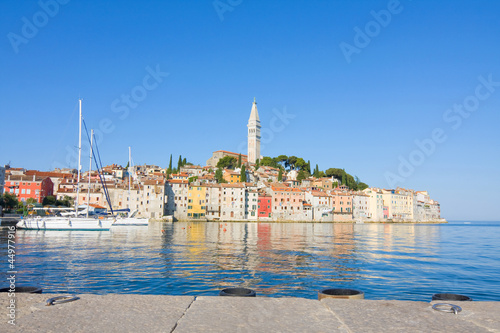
[260,156,278,168]
[188,176,198,183]
[168,154,173,174]
[26,198,37,206]
[255,159,260,170]
[287,156,298,170]
[240,165,246,182]
[276,155,288,168]
[42,195,56,206]
[313,164,320,178]
[295,158,307,171]
[215,168,226,183]
[297,170,306,182]
[238,154,242,168]
[216,156,238,169]
[325,168,344,179]
[278,169,283,182]
[1,193,19,212]
[307,160,311,174]
[177,155,182,172]
[357,182,369,191]
[341,169,347,186]
[58,195,74,207]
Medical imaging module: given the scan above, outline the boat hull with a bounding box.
[16,217,114,230]
[112,218,149,226]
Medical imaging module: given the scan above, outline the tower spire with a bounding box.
[247,98,261,164]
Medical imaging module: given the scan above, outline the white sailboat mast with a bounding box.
[128,146,131,206]
[76,99,82,214]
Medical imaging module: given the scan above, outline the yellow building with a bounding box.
[223,169,240,184]
[188,185,207,218]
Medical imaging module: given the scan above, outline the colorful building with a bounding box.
[187,185,207,219]
[4,175,53,203]
[258,193,272,219]
[223,169,241,184]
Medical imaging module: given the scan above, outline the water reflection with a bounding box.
[1,221,499,301]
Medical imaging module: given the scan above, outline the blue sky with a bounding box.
[1,0,499,220]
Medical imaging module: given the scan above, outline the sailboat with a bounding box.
[112,147,149,226]
[16,100,115,230]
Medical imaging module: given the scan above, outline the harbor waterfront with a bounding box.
[1,221,499,301]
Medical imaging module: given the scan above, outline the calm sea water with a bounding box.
[1,221,499,301]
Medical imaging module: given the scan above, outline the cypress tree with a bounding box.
[238,153,242,168]
[278,169,283,182]
[168,154,172,173]
[314,164,319,178]
[240,164,246,182]
[177,155,182,172]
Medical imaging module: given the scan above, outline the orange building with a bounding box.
[223,169,240,184]
[4,175,54,203]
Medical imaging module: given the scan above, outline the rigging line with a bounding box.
[92,130,114,215]
[82,119,114,215]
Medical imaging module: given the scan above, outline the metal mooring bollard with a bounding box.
[318,288,364,300]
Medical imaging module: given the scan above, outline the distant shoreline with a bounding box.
[169,219,448,224]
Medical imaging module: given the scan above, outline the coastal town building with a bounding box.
[205,184,222,220]
[352,192,369,220]
[223,169,240,184]
[188,185,207,219]
[363,188,385,220]
[271,185,306,220]
[4,175,53,203]
[165,179,189,220]
[245,188,259,220]
[258,193,272,219]
[206,150,248,168]
[180,165,205,177]
[220,183,246,220]
[330,189,353,222]
[26,170,74,199]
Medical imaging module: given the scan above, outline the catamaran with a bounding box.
[16,100,115,230]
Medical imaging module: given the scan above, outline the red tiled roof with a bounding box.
[214,150,248,157]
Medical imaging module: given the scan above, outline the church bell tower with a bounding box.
[247,98,261,164]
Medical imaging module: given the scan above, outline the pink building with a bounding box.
[271,186,305,213]
[330,190,352,214]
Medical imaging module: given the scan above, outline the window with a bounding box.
[21,189,25,194]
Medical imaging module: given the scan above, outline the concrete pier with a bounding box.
[2,294,499,332]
